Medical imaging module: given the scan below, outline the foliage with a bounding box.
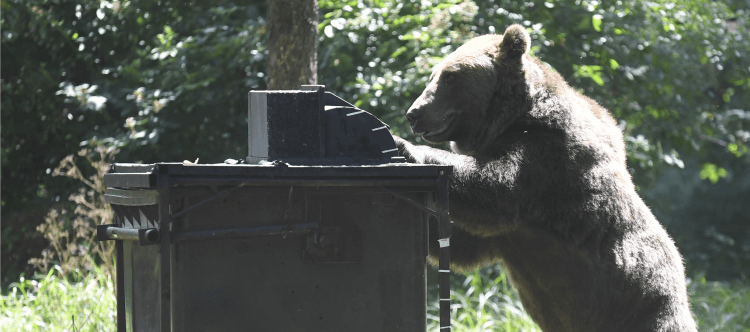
[688,276,750,331]
[1,0,114,219]
[315,0,750,279]
[2,265,749,332]
[1,0,267,284]
[318,0,481,144]
[0,266,116,332]
[427,266,750,332]
[318,0,750,184]
[427,266,539,331]
[103,0,269,162]
[643,156,750,280]
[28,146,118,279]
[0,0,122,282]
[3,0,750,283]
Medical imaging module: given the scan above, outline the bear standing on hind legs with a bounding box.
[393,24,697,332]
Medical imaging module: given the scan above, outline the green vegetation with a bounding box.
[0,266,116,332]
[689,277,750,332]
[4,0,749,283]
[431,267,750,331]
[3,266,749,331]
[427,266,540,331]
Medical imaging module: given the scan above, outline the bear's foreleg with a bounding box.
[426,217,504,273]
[393,135,537,237]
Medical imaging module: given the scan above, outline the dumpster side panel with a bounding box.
[170,187,427,331]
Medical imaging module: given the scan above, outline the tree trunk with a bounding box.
[266,0,318,90]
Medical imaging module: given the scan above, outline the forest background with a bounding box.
[2,0,750,330]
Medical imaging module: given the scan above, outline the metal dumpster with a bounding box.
[99,85,452,331]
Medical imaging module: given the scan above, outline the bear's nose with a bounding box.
[405,108,420,126]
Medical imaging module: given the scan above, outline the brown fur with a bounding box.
[394,24,697,332]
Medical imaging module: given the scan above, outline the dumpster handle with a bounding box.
[96,224,160,246]
[171,222,319,243]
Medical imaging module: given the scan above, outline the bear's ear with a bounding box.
[499,24,530,59]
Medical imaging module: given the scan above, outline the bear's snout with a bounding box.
[406,93,432,131]
[405,108,420,126]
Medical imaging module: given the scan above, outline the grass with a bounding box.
[427,266,750,332]
[3,264,749,332]
[427,265,540,331]
[0,265,116,332]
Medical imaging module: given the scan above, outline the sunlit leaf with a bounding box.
[592,14,603,32]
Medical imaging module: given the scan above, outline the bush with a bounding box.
[0,266,116,332]
[28,146,118,280]
[689,276,750,332]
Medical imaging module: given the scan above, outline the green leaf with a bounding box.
[574,65,604,86]
[591,74,604,86]
[592,15,602,32]
[728,143,747,157]
[609,59,620,70]
[699,163,727,184]
[71,32,78,40]
[391,46,407,58]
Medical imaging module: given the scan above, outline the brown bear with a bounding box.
[393,24,697,332]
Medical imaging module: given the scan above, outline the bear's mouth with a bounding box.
[423,124,449,139]
[420,113,456,141]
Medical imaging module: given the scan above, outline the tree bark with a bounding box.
[266,0,318,90]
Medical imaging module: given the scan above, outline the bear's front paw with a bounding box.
[392,135,424,164]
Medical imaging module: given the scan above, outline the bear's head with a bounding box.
[405,24,531,152]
